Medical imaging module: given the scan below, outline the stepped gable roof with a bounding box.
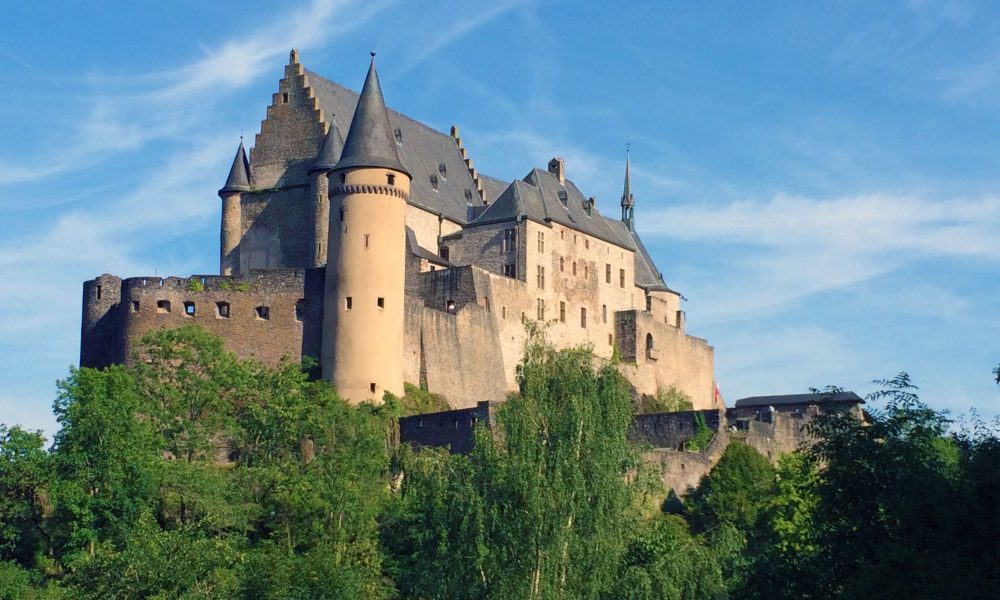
[220,140,250,194]
[734,391,863,408]
[305,69,497,224]
[310,117,344,173]
[334,57,409,176]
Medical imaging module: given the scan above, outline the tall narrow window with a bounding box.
[646,295,652,312]
[537,231,544,253]
[131,300,140,313]
[602,304,607,323]
[502,228,517,252]
[559,301,566,323]
[606,264,612,283]
[282,92,289,103]
[536,265,545,290]
[96,285,102,300]
[364,234,370,248]
[619,269,626,288]
[537,298,545,320]
[377,297,385,309]
[339,208,344,222]
[560,256,565,272]
[580,307,587,328]
[345,297,353,310]
[572,262,577,276]
[386,173,396,186]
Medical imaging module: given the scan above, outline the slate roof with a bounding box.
[310,117,344,173]
[305,70,497,224]
[335,58,409,175]
[220,141,250,193]
[406,227,451,267]
[734,392,864,408]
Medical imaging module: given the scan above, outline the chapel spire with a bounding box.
[334,54,409,177]
[220,139,251,194]
[621,146,635,231]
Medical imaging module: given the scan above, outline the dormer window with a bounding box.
[438,163,447,179]
[558,190,568,207]
[393,128,403,145]
[430,174,439,190]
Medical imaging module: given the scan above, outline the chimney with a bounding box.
[548,157,565,185]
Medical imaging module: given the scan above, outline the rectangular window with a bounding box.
[646,295,652,312]
[156,300,170,313]
[572,262,577,276]
[96,285,102,300]
[345,297,353,310]
[537,231,544,253]
[502,306,507,319]
[606,264,611,283]
[377,297,385,309]
[585,239,590,249]
[559,256,565,272]
[502,228,517,252]
[217,302,230,318]
[339,208,344,222]
[370,383,377,393]
[537,298,545,320]
[440,246,450,261]
[620,268,626,288]
[602,304,607,323]
[184,301,196,316]
[502,263,517,278]
[295,299,307,321]
[255,306,270,320]
[559,301,566,323]
[581,307,587,328]
[364,234,370,248]
[584,264,589,279]
[536,265,545,290]
[131,300,139,313]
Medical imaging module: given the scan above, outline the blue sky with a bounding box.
[1,0,997,436]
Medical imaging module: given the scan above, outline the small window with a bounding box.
[340,173,347,184]
[96,285,102,300]
[536,265,545,290]
[156,300,171,313]
[560,230,565,240]
[370,382,377,393]
[620,269,626,288]
[581,307,587,328]
[393,128,403,145]
[483,296,490,312]
[217,301,230,318]
[602,304,607,323]
[364,234,370,248]
[377,297,385,309]
[255,306,270,320]
[184,301,196,316]
[537,298,545,320]
[345,297,353,310]
[608,333,613,346]
[559,301,566,323]
[606,263,612,283]
[572,262,577,276]
[584,264,589,279]
[282,92,289,103]
[386,173,395,186]
[585,239,590,249]
[131,300,139,313]
[559,256,565,272]
[502,306,507,319]
[440,246,450,261]
[465,189,474,201]
[646,295,652,312]
[438,162,447,178]
[295,299,307,321]
[537,231,544,253]
[558,190,568,207]
[430,174,439,190]
[339,208,344,222]
[502,263,516,278]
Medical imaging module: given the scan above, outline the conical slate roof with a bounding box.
[219,140,250,194]
[310,117,344,173]
[334,56,410,177]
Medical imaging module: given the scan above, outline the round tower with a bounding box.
[308,118,344,267]
[219,140,250,275]
[321,55,411,402]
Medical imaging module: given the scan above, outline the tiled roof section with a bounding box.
[335,58,409,176]
[310,117,344,172]
[220,141,250,194]
[406,227,451,266]
[305,70,499,224]
[734,391,864,408]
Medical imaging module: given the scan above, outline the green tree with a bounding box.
[685,441,774,535]
[0,427,51,567]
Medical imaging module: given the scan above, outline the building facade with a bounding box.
[81,50,717,409]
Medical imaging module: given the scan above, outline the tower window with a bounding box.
[96,285,102,300]
[255,306,270,320]
[585,239,590,249]
[502,306,507,319]
[184,301,196,316]
[339,208,344,222]
[572,262,577,276]
[364,234,370,248]
[580,307,587,328]
[602,304,607,323]
[502,228,517,252]
[282,92,289,103]
[483,296,490,311]
[340,173,346,184]
[295,299,307,321]
[216,301,230,318]
[370,382,377,393]
[156,300,171,313]
[131,300,139,313]
[608,333,613,346]
[377,297,385,309]
[345,297,353,310]
[559,256,564,272]
[386,173,395,186]
[559,301,566,323]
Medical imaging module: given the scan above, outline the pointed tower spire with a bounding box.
[621,145,635,230]
[334,54,409,177]
[220,140,250,194]
[310,117,345,173]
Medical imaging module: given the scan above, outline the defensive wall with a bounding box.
[400,406,818,496]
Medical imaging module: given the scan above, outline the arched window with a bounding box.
[645,333,656,360]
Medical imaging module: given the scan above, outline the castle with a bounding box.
[80,50,716,410]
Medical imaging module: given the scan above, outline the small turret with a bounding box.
[219,140,250,275]
[308,120,345,266]
[322,54,412,403]
[621,148,635,231]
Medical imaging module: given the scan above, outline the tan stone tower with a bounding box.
[321,55,411,402]
[219,140,250,275]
